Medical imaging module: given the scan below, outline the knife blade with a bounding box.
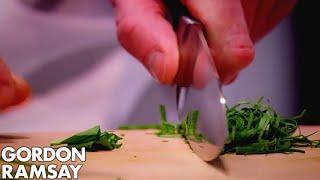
[175,16,228,161]
[162,0,228,161]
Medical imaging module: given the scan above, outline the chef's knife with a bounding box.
[164,0,228,161]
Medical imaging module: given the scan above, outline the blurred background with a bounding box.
[292,1,319,124]
[0,0,318,133]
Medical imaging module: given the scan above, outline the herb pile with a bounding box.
[120,99,320,155]
[51,125,122,151]
[223,98,320,154]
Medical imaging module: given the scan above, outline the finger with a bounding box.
[264,0,297,40]
[181,0,254,84]
[11,75,31,106]
[248,0,277,42]
[0,59,16,109]
[242,0,297,42]
[269,0,297,26]
[112,0,179,84]
[241,0,259,31]
[0,58,31,110]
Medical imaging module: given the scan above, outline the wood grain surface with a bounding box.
[1,126,319,180]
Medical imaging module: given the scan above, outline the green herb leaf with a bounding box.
[96,132,123,150]
[119,105,203,141]
[159,104,167,123]
[51,125,100,146]
[67,141,96,150]
[157,105,179,136]
[179,110,203,141]
[51,125,122,151]
[223,97,320,154]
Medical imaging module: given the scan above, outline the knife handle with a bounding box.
[162,0,191,29]
[163,1,201,87]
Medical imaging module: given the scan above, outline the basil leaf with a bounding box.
[67,141,95,150]
[51,125,100,146]
[96,132,122,150]
[51,126,122,151]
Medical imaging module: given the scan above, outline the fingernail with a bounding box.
[147,51,165,81]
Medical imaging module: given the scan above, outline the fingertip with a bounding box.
[155,33,179,84]
[228,45,255,70]
[0,59,15,109]
[215,45,254,84]
[146,47,179,84]
[113,0,179,84]
[11,75,31,106]
[0,85,15,109]
[162,48,179,84]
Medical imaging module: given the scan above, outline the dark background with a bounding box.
[293,1,320,124]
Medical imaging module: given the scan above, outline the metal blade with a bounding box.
[176,17,228,161]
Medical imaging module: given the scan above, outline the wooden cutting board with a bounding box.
[1,126,320,180]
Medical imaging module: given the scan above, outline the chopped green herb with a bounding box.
[119,98,320,155]
[96,131,122,150]
[223,98,320,154]
[51,126,100,146]
[51,125,122,151]
[119,105,203,140]
[159,104,167,123]
[156,105,179,136]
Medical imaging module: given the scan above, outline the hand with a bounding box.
[0,58,30,110]
[112,0,296,84]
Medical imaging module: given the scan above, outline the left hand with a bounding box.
[0,58,30,110]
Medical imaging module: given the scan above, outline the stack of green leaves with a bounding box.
[51,125,122,151]
[223,98,320,154]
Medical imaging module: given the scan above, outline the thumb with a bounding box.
[112,0,179,84]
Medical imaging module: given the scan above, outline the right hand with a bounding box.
[112,0,296,84]
[0,57,30,110]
